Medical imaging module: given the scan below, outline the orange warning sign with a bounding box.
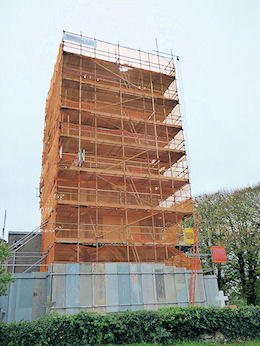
[212,246,227,263]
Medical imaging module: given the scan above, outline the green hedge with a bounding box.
[0,307,259,345]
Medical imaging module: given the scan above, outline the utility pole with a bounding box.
[2,210,7,240]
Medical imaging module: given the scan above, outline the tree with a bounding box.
[0,240,14,296]
[191,184,260,306]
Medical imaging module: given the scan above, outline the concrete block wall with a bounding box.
[7,232,42,273]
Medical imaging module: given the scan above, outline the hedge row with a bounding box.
[0,306,259,345]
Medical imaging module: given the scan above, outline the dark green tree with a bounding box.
[192,184,260,305]
[0,240,14,296]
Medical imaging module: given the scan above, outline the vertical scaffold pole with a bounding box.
[192,214,200,306]
[77,32,83,263]
[189,214,196,305]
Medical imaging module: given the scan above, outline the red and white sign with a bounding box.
[211,246,227,263]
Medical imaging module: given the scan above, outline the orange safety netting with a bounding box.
[41,243,201,272]
[40,41,197,272]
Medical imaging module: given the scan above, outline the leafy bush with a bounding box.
[0,240,15,296]
[0,306,259,345]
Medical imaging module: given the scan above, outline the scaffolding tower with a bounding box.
[40,31,200,271]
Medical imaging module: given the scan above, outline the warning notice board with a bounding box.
[211,246,227,263]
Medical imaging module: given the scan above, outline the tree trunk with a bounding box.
[237,251,246,294]
[246,251,257,305]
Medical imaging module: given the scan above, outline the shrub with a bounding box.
[0,306,259,345]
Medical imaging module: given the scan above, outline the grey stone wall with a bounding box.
[50,263,209,314]
[0,263,220,323]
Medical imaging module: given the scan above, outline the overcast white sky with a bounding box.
[0,0,259,233]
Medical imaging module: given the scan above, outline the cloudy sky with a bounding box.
[0,0,259,233]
